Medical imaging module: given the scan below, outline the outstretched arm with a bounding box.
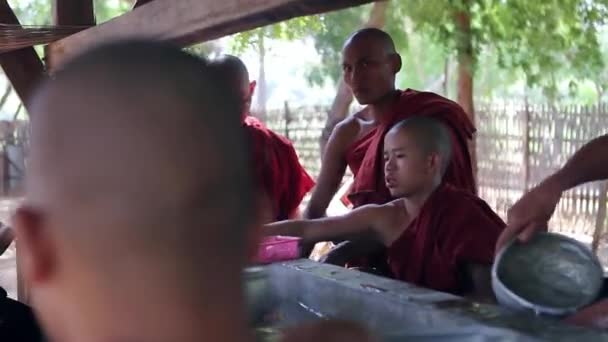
[265,205,381,245]
[497,134,608,252]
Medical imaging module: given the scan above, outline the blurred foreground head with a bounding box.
[15,41,253,342]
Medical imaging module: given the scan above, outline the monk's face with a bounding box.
[383,129,441,197]
[341,38,400,105]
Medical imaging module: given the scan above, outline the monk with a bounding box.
[267,117,502,300]
[13,41,257,342]
[497,134,608,330]
[304,28,476,265]
[13,41,376,342]
[210,55,315,224]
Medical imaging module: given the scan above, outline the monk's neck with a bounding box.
[403,183,440,217]
[367,89,401,123]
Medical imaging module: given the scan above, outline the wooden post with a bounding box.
[523,100,531,191]
[0,0,46,111]
[46,0,96,72]
[53,0,95,26]
[592,181,608,254]
[283,101,291,140]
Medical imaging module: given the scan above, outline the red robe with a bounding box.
[244,116,315,221]
[346,89,476,208]
[388,184,505,295]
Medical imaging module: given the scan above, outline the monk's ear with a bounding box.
[249,81,257,98]
[13,206,57,285]
[389,53,402,74]
[427,153,442,175]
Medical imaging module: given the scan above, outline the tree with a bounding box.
[229,17,323,120]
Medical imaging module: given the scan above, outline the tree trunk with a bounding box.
[255,31,268,122]
[320,0,389,156]
[443,55,450,97]
[454,3,477,184]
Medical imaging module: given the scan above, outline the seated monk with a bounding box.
[267,117,503,301]
[14,41,374,342]
[304,28,476,265]
[210,55,314,224]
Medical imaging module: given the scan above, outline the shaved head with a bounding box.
[212,54,250,90]
[19,42,253,341]
[388,117,452,175]
[29,41,250,265]
[210,55,254,117]
[341,28,401,105]
[344,28,397,54]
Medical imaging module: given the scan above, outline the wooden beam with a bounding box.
[49,0,374,69]
[46,0,95,71]
[0,0,46,110]
[53,0,95,26]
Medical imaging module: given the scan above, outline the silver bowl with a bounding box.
[492,232,604,316]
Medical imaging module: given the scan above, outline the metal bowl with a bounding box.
[492,232,604,316]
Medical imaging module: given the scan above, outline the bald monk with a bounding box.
[13,41,375,342]
[304,28,475,265]
[13,41,257,342]
[267,117,502,300]
[210,55,314,224]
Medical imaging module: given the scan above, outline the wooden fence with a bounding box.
[266,102,608,255]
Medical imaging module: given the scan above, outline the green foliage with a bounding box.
[8,0,51,25]
[229,16,323,55]
[404,0,608,99]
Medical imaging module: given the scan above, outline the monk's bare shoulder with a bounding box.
[281,320,378,342]
[330,115,363,148]
[378,199,411,244]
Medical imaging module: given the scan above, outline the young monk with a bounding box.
[14,41,375,342]
[210,55,315,224]
[267,117,503,300]
[304,28,476,265]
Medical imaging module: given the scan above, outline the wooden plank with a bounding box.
[53,0,95,26]
[0,0,46,110]
[49,0,374,68]
[46,0,96,70]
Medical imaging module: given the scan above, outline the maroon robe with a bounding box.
[388,184,505,294]
[346,89,476,208]
[244,116,315,220]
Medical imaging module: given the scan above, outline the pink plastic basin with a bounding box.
[255,236,301,264]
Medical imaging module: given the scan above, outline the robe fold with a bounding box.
[346,89,476,208]
[244,116,315,221]
[388,184,505,294]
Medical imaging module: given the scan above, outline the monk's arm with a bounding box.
[463,264,496,304]
[564,298,608,329]
[551,134,608,189]
[498,134,608,251]
[304,122,351,219]
[265,205,381,245]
